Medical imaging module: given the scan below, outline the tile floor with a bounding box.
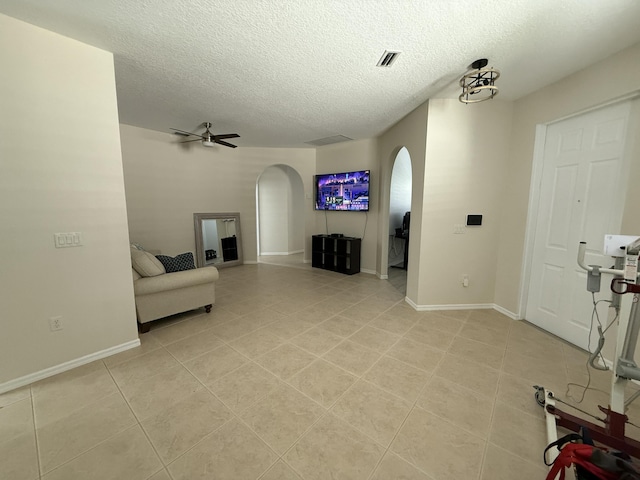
[2,263,639,480]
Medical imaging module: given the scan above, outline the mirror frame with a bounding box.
[193,212,243,269]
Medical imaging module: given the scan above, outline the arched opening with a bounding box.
[387,147,412,293]
[256,164,306,267]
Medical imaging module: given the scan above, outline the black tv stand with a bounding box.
[312,235,361,275]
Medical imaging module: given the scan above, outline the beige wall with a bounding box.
[258,166,290,254]
[257,166,299,255]
[376,99,514,308]
[314,139,379,273]
[495,42,640,315]
[0,14,137,388]
[419,98,514,306]
[378,105,429,300]
[120,125,316,262]
[288,166,306,254]
[257,165,309,255]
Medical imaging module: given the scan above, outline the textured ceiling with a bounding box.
[2,0,640,147]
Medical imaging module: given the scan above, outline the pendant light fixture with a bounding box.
[459,59,500,104]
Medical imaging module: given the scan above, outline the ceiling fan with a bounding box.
[170,122,240,148]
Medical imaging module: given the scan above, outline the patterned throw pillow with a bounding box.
[155,252,196,273]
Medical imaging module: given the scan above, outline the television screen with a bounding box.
[315,170,370,211]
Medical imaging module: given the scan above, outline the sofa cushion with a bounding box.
[133,266,219,296]
[155,252,196,273]
[131,247,166,277]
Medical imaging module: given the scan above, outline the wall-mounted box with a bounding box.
[466,215,482,226]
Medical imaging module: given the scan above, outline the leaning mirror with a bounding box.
[194,212,243,269]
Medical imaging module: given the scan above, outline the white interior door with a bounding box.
[526,102,631,349]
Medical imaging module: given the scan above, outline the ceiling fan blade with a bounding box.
[179,138,203,143]
[215,139,238,148]
[213,133,240,140]
[171,128,203,138]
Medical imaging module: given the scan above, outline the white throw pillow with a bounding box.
[131,247,166,277]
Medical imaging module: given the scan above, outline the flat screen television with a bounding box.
[314,170,370,211]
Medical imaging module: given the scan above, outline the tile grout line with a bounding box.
[372,311,499,480]
[144,304,383,478]
[363,342,449,480]
[157,325,311,478]
[36,362,152,478]
[133,344,248,476]
[456,311,502,480]
[163,270,405,477]
[160,306,349,478]
[358,315,467,480]
[241,310,418,479]
[102,359,167,476]
[29,385,44,480]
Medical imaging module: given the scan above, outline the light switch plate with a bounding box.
[54,232,83,248]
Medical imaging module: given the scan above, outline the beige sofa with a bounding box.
[131,247,219,332]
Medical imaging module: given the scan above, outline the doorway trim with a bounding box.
[517,124,547,320]
[378,145,413,280]
[518,91,640,320]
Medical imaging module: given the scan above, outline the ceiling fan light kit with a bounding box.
[170,122,240,148]
[459,58,500,104]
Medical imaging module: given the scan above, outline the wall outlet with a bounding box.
[462,274,469,287]
[49,316,63,331]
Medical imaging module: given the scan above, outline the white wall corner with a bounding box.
[493,303,520,320]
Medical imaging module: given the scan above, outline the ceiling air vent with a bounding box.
[377,50,401,67]
[305,135,353,147]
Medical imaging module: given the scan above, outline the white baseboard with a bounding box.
[260,250,304,256]
[492,304,520,320]
[406,300,494,312]
[600,357,614,369]
[360,268,376,275]
[590,357,640,387]
[403,300,519,319]
[377,273,389,279]
[244,260,258,264]
[0,339,141,395]
[405,297,418,309]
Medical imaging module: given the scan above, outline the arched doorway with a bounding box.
[388,147,412,292]
[256,164,306,267]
